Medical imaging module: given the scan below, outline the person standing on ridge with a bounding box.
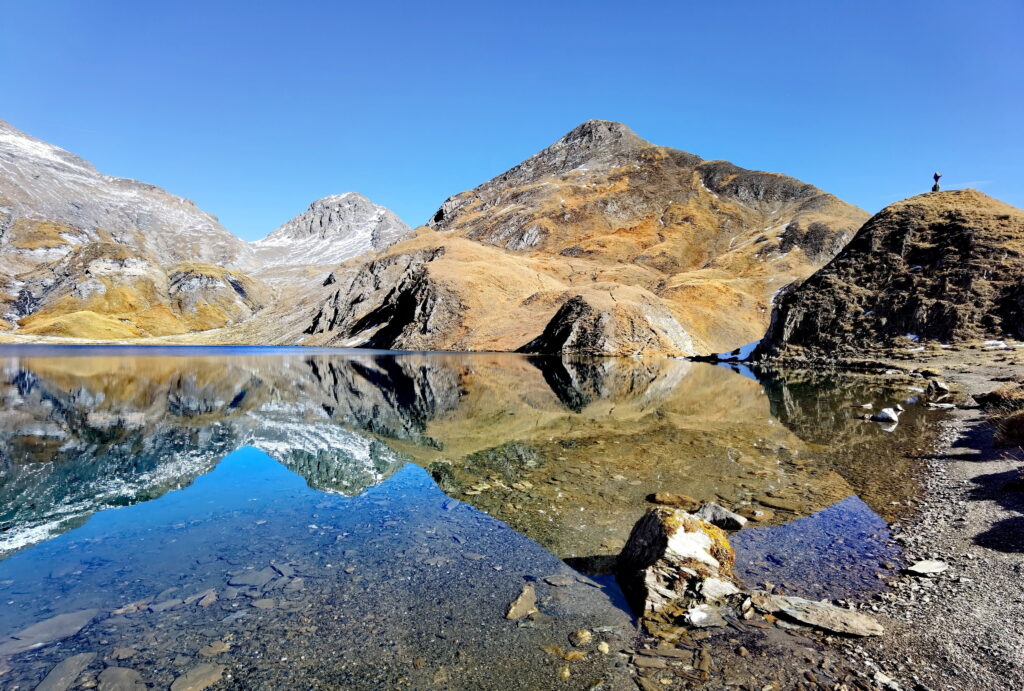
[932,172,942,192]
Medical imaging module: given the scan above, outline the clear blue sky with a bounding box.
[1,0,1021,240]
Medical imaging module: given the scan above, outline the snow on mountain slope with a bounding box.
[252,192,410,283]
[0,120,255,270]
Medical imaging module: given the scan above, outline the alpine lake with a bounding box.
[0,346,948,689]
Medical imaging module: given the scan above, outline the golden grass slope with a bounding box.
[10,242,269,340]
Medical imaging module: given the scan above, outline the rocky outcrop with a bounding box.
[303,247,463,349]
[8,243,268,339]
[518,292,695,356]
[756,190,1024,359]
[253,192,410,285]
[297,120,868,356]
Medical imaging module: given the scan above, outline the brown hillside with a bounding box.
[757,189,1024,358]
[294,120,869,356]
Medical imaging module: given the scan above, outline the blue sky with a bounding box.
[2,0,1021,240]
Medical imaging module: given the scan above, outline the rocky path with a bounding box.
[619,349,1024,690]
[854,353,1024,690]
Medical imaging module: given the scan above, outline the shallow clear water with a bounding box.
[0,347,945,688]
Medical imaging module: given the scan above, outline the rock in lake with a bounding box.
[505,583,537,620]
[617,507,739,618]
[98,666,146,690]
[0,608,98,656]
[568,629,592,647]
[870,408,901,424]
[694,502,748,530]
[170,663,226,691]
[35,652,97,691]
[646,492,700,510]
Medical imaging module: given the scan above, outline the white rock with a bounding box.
[870,407,901,423]
[907,560,948,576]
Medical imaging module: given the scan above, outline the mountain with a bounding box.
[0,121,254,271]
[0,121,406,339]
[252,192,410,285]
[293,120,869,356]
[755,190,1024,360]
[0,121,267,337]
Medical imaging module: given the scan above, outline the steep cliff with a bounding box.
[756,190,1024,359]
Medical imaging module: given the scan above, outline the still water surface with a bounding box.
[0,347,943,689]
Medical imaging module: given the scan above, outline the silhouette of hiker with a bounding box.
[932,172,942,192]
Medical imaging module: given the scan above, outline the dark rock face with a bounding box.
[304,248,463,349]
[757,190,1024,358]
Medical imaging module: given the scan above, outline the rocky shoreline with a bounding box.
[609,346,1024,690]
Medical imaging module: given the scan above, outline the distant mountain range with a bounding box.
[0,120,410,338]
[0,118,869,354]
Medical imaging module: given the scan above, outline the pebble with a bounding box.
[568,629,592,646]
[198,640,230,658]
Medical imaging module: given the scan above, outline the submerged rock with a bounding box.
[35,652,96,691]
[170,663,225,691]
[97,666,146,691]
[646,492,700,510]
[694,502,748,530]
[505,583,537,620]
[0,608,98,656]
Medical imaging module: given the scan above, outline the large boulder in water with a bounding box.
[756,190,1024,359]
[616,507,741,626]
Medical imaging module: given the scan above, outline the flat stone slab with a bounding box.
[170,663,225,691]
[0,609,98,656]
[752,592,883,637]
[907,559,948,575]
[35,652,96,691]
[98,666,146,690]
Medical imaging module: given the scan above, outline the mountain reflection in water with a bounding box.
[1,348,938,560]
[0,347,948,689]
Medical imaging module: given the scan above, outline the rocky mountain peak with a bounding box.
[252,192,410,280]
[493,119,652,185]
[554,119,650,154]
[428,120,654,228]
